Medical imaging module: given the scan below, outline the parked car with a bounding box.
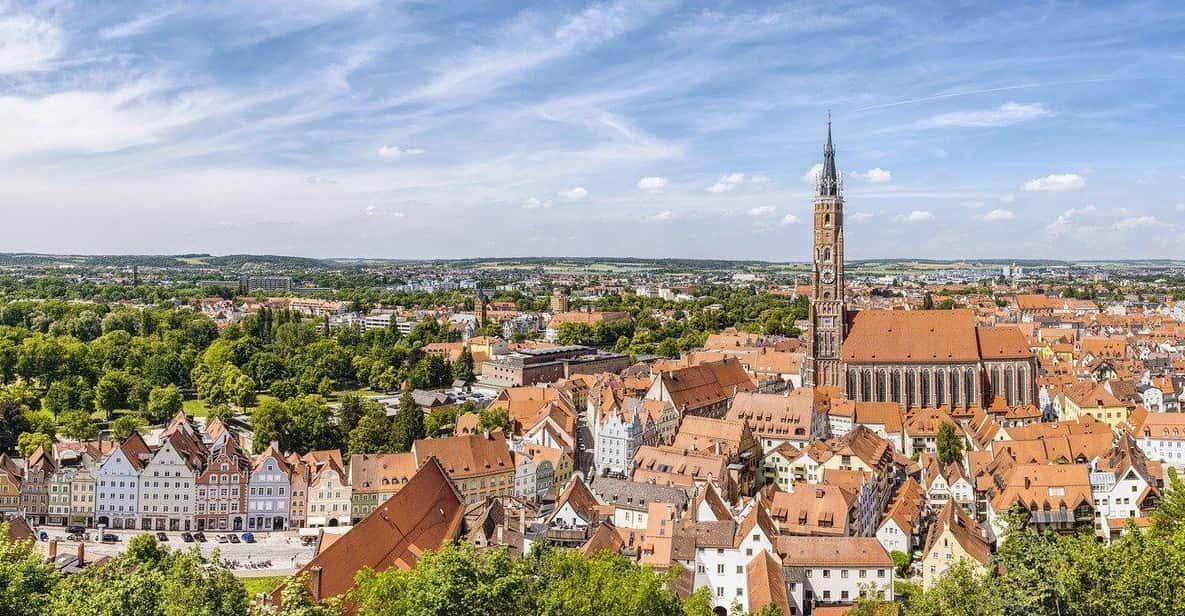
[67,525,85,535]
[240,532,255,543]
[193,532,207,542]
[101,533,118,543]
[181,532,194,543]
[66,533,83,542]
[228,534,241,544]
[215,534,229,544]
[156,532,169,542]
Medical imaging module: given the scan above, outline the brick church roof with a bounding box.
[842,309,1030,363]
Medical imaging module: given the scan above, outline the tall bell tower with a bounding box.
[804,117,846,388]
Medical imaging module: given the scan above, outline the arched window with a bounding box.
[823,247,831,261]
[861,370,872,402]
[952,370,961,407]
[907,370,916,408]
[876,371,887,401]
[1004,366,1015,406]
[992,366,1003,399]
[935,371,945,407]
[846,369,857,398]
[965,371,976,406]
[891,370,902,403]
[920,371,930,407]
[824,213,831,226]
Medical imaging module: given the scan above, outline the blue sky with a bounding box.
[1,1,1183,260]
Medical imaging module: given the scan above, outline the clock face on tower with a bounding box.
[821,268,835,284]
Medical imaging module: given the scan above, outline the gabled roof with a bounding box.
[922,501,991,565]
[117,432,152,471]
[548,476,601,526]
[273,458,464,607]
[413,431,513,480]
[727,389,817,440]
[348,452,419,494]
[843,309,981,363]
[746,550,791,616]
[775,536,893,567]
[656,358,756,411]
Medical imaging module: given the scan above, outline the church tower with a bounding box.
[804,118,846,388]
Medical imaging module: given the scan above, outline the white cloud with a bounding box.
[0,82,231,157]
[521,197,553,209]
[0,12,62,74]
[896,210,933,223]
[708,172,746,194]
[377,145,425,159]
[781,214,801,225]
[1114,215,1160,230]
[1023,173,1085,193]
[749,205,776,217]
[642,210,675,223]
[852,168,892,183]
[365,206,405,218]
[638,176,667,193]
[557,186,588,200]
[1045,206,1098,238]
[749,174,771,184]
[849,212,873,222]
[981,208,1015,222]
[802,163,823,184]
[918,102,1049,129]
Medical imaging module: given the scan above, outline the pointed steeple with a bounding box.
[819,113,839,198]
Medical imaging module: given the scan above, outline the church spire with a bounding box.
[819,113,839,198]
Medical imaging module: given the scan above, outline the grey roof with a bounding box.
[589,476,689,512]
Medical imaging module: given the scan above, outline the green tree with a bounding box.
[145,385,184,425]
[254,574,339,616]
[59,410,98,442]
[0,522,61,615]
[936,422,964,466]
[110,414,145,440]
[390,392,424,452]
[0,399,31,453]
[251,399,290,454]
[1152,466,1185,535]
[349,405,395,455]
[477,407,510,433]
[891,550,911,577]
[16,431,53,457]
[337,393,366,435]
[453,347,475,383]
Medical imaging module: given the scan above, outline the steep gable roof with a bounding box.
[273,458,464,608]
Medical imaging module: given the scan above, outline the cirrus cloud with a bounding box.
[748,205,776,217]
[521,197,553,209]
[781,214,801,225]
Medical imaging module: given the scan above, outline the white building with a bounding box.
[778,536,895,610]
[139,430,204,531]
[95,433,151,530]
[594,404,644,476]
[248,445,292,531]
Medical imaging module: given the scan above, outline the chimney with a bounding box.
[309,566,324,602]
[76,542,85,567]
[1024,476,1031,489]
[48,539,58,561]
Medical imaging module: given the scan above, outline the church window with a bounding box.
[876,371,886,402]
[823,247,831,261]
[907,371,916,407]
[824,213,831,226]
[861,371,872,402]
[935,371,945,406]
[920,372,930,406]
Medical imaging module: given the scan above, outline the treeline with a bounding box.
[0,297,472,456]
[907,472,1185,615]
[266,543,772,616]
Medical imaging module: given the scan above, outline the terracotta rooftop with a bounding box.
[273,457,464,608]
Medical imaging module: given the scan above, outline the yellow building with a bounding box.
[413,431,515,505]
[1057,381,1131,430]
[921,502,991,590]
